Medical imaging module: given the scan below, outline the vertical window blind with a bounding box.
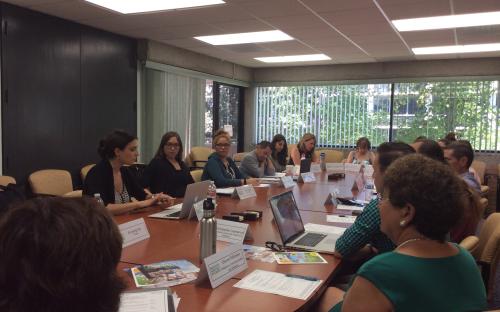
[255,80,499,152]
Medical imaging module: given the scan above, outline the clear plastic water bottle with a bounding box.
[207,181,217,205]
[320,152,326,171]
[94,193,105,207]
[200,197,216,262]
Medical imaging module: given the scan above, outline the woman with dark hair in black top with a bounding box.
[270,134,288,172]
[83,130,173,215]
[143,132,194,197]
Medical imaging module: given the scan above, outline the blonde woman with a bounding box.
[289,133,319,165]
[201,130,258,187]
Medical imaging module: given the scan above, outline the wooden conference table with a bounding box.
[115,172,368,312]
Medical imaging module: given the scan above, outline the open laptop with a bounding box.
[149,180,211,220]
[269,191,338,254]
[292,158,312,181]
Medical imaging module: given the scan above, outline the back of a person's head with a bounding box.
[416,139,445,163]
[376,141,416,172]
[98,129,136,160]
[444,132,457,141]
[413,136,427,143]
[383,154,465,241]
[445,141,474,168]
[0,197,124,312]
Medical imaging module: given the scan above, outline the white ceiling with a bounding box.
[3,0,500,67]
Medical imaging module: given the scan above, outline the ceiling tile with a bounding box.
[26,0,114,21]
[456,26,500,45]
[301,0,375,12]
[319,46,369,58]
[452,0,500,14]
[263,14,326,30]
[208,19,271,32]
[401,29,456,46]
[258,40,316,53]
[335,22,396,36]
[320,8,386,26]
[377,0,451,20]
[232,0,310,18]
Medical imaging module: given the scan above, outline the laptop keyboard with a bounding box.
[295,233,327,247]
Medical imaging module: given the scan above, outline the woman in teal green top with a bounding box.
[319,154,487,312]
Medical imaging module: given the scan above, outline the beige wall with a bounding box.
[139,40,253,82]
[253,57,500,84]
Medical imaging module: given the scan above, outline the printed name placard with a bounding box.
[280,176,296,188]
[232,185,257,200]
[217,218,252,244]
[196,244,248,288]
[190,200,205,221]
[326,163,344,173]
[119,218,150,248]
[300,172,316,183]
[324,190,340,206]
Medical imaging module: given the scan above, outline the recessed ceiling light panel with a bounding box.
[85,0,225,14]
[413,43,500,55]
[194,30,293,45]
[255,54,331,63]
[393,11,500,32]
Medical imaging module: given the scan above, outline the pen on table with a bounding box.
[285,274,318,281]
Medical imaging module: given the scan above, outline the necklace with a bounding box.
[397,237,424,250]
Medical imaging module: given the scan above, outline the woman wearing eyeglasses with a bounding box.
[202,129,258,188]
[143,132,194,198]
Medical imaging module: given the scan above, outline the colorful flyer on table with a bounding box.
[273,252,327,264]
[131,259,200,288]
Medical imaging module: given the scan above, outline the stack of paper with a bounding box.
[304,223,347,235]
[234,269,322,300]
[119,288,180,312]
[327,214,357,224]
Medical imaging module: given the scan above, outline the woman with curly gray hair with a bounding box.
[320,154,486,312]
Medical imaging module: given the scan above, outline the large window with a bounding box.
[205,81,244,153]
[255,80,499,152]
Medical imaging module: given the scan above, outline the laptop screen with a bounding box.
[269,191,305,244]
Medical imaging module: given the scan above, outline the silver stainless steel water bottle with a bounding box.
[200,197,216,262]
[320,152,326,171]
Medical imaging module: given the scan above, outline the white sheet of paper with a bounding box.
[119,218,150,248]
[234,269,322,300]
[301,172,316,183]
[327,215,356,224]
[216,187,235,195]
[336,204,364,212]
[217,218,249,244]
[234,185,257,200]
[304,223,347,235]
[310,164,321,173]
[119,288,178,312]
[273,172,286,177]
[280,176,296,188]
[224,124,233,137]
[204,244,248,288]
